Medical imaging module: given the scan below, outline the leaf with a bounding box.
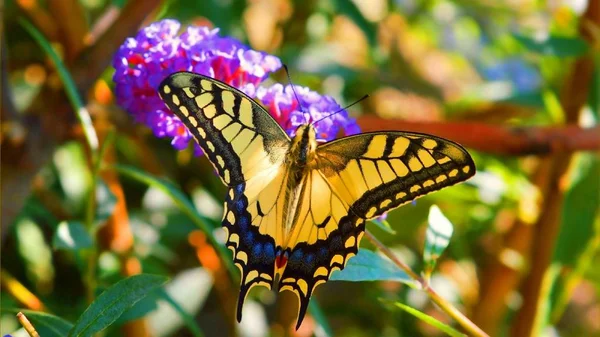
[95,179,117,224]
[157,288,204,337]
[67,274,168,337]
[1,309,73,337]
[589,54,600,120]
[423,205,454,277]
[514,34,589,57]
[18,18,98,151]
[553,154,600,266]
[330,249,413,285]
[52,221,93,251]
[389,302,466,337]
[368,217,396,235]
[113,164,237,278]
[308,300,333,337]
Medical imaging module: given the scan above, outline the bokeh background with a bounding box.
[1,0,600,336]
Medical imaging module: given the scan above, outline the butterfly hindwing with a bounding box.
[158,72,290,186]
[278,132,475,328]
[280,169,364,329]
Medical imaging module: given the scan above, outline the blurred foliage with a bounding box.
[1,0,599,337]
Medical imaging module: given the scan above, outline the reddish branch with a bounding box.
[358,116,600,156]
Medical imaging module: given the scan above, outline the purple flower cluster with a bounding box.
[257,84,360,141]
[113,19,359,153]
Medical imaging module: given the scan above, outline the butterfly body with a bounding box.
[158,72,476,329]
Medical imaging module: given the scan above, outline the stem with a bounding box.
[365,230,489,337]
[17,312,40,337]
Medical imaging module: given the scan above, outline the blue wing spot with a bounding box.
[237,215,249,229]
[318,247,328,258]
[306,253,314,264]
[264,243,275,259]
[252,243,262,256]
[244,230,254,244]
[291,249,304,262]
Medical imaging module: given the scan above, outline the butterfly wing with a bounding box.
[158,72,290,186]
[159,72,291,321]
[280,132,475,328]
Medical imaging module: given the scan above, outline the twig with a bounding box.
[358,116,600,156]
[71,0,163,92]
[14,0,59,41]
[17,312,40,337]
[0,269,47,311]
[364,231,490,337]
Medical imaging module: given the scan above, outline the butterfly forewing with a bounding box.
[159,72,291,323]
[315,132,475,219]
[158,72,290,186]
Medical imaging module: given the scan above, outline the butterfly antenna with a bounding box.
[310,94,369,127]
[283,64,308,124]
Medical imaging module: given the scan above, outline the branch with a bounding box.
[71,0,163,92]
[357,116,600,156]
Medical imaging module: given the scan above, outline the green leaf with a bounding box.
[330,249,413,285]
[52,221,93,251]
[368,217,397,235]
[389,302,466,337]
[0,309,73,337]
[553,154,600,266]
[67,274,168,337]
[95,179,117,224]
[18,18,98,152]
[308,300,333,337]
[157,288,204,337]
[113,164,237,278]
[514,34,589,57]
[423,205,454,277]
[589,53,600,120]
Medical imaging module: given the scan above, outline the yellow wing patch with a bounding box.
[158,72,289,186]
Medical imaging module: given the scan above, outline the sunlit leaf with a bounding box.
[52,221,93,251]
[388,302,466,337]
[514,34,589,57]
[157,288,204,337]
[330,249,413,285]
[67,274,168,337]
[368,217,396,235]
[308,300,333,337]
[95,179,117,224]
[423,205,454,278]
[553,154,600,266]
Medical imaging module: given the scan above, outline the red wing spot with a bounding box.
[275,251,288,268]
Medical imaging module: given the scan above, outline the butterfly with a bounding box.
[158,71,475,329]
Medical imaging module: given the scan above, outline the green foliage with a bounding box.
[52,221,94,251]
[330,249,414,285]
[68,274,168,337]
[388,302,466,337]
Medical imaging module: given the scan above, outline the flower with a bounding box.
[113,19,360,155]
[257,83,360,141]
[113,19,282,153]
